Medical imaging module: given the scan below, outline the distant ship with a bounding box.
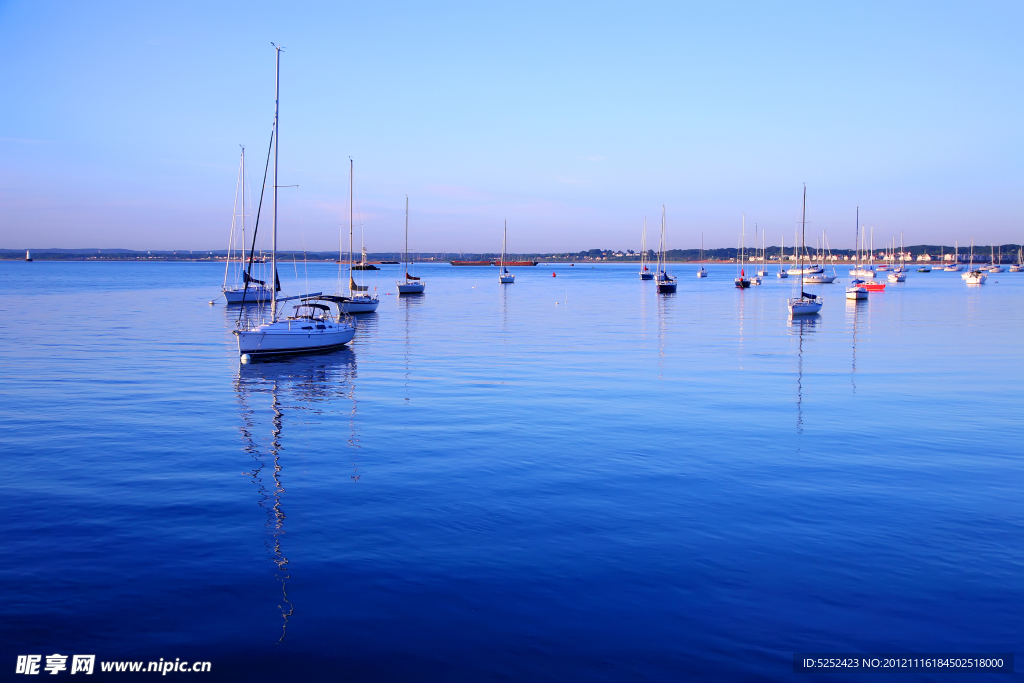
[501,260,538,266]
[450,260,493,266]
[25,250,32,262]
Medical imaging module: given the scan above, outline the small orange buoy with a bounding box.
[552,272,557,277]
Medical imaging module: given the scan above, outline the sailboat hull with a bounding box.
[803,274,836,283]
[397,282,426,294]
[224,287,273,304]
[846,287,868,300]
[640,272,654,280]
[235,321,355,355]
[499,274,515,283]
[341,297,380,313]
[657,281,677,293]
[788,299,823,316]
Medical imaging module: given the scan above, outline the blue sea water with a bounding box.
[2,261,1022,681]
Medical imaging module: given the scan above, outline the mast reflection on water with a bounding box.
[233,348,358,641]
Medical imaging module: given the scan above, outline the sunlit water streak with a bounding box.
[2,261,1022,681]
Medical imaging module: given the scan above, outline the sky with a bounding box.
[1,0,1022,252]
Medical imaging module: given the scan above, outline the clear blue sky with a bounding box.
[1,0,1021,252]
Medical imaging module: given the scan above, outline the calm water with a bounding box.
[3,261,1022,681]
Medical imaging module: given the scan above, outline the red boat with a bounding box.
[450,260,493,266]
[862,282,886,292]
[499,260,538,266]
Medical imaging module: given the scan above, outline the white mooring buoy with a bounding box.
[208,300,216,305]
[240,354,252,364]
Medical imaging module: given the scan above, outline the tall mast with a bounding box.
[741,213,745,275]
[405,194,409,273]
[348,157,354,294]
[224,147,245,289]
[800,184,806,290]
[240,146,245,273]
[501,219,506,269]
[641,217,646,270]
[855,206,859,271]
[660,205,666,273]
[271,44,281,320]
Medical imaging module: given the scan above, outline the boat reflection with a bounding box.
[788,316,818,435]
[233,348,358,641]
[846,297,862,395]
[656,288,674,380]
[401,292,424,403]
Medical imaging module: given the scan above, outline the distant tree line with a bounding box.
[4,244,1022,262]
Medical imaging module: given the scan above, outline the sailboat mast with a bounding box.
[271,44,280,320]
[348,157,354,294]
[800,184,806,289]
[405,194,409,272]
[501,219,506,269]
[741,213,745,274]
[641,218,646,270]
[660,205,666,273]
[224,148,244,289]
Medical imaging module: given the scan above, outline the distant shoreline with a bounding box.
[5,245,1019,265]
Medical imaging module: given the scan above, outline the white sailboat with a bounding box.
[846,208,868,300]
[944,241,963,271]
[499,220,515,283]
[986,245,1003,273]
[341,159,380,313]
[397,195,425,294]
[788,227,824,276]
[850,224,876,279]
[639,218,654,280]
[235,46,355,357]
[804,232,837,283]
[963,238,987,284]
[697,232,707,277]
[776,234,788,278]
[755,225,769,277]
[1009,247,1023,272]
[655,205,677,293]
[892,233,908,273]
[788,185,823,316]
[223,147,274,304]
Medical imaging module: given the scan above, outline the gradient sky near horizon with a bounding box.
[1,0,1022,253]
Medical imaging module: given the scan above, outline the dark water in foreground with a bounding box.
[2,261,1022,681]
